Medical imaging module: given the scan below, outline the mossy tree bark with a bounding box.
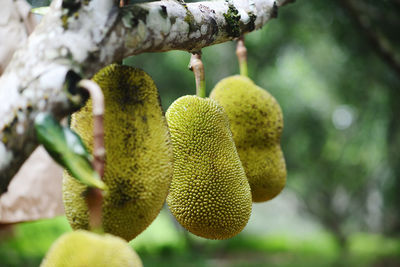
[0,0,294,194]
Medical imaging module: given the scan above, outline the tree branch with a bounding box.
[0,0,291,194]
[338,0,400,78]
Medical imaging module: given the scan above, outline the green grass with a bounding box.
[0,213,399,267]
[0,216,71,266]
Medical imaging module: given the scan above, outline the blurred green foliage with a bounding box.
[0,217,71,266]
[1,214,400,267]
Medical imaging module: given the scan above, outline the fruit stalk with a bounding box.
[236,37,248,77]
[77,79,106,232]
[189,53,206,98]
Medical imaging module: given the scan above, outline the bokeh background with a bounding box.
[1,0,400,266]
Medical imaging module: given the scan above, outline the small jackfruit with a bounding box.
[210,75,286,203]
[166,95,252,240]
[63,64,173,241]
[40,230,142,267]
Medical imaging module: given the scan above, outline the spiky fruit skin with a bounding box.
[63,64,173,241]
[210,75,286,203]
[166,95,252,240]
[40,230,142,267]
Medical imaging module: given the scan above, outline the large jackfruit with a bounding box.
[63,64,173,241]
[166,95,252,240]
[210,75,286,203]
[40,230,142,267]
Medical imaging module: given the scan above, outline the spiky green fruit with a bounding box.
[63,64,173,241]
[40,230,142,267]
[166,95,252,240]
[210,75,286,202]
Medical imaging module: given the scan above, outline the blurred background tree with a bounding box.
[2,0,400,266]
[126,0,400,246]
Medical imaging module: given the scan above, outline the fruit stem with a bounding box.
[86,187,104,233]
[78,79,106,232]
[78,80,106,178]
[189,52,206,98]
[236,36,248,77]
[119,0,128,7]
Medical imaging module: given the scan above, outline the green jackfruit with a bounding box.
[166,95,252,240]
[210,75,286,203]
[40,230,142,267]
[63,64,173,241]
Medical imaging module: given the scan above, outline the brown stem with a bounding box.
[236,36,248,77]
[189,52,206,98]
[77,79,105,231]
[77,80,105,178]
[86,188,104,231]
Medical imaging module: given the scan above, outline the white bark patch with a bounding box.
[169,18,190,42]
[254,0,275,27]
[125,20,148,49]
[239,9,250,24]
[200,24,208,35]
[62,32,92,62]
[38,99,46,111]
[0,72,20,129]
[90,0,115,20]
[16,124,24,135]
[189,30,201,39]
[147,7,171,37]
[38,66,68,92]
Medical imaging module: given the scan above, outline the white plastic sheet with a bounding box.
[0,147,64,223]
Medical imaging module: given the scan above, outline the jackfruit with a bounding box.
[40,230,142,267]
[210,75,286,202]
[166,95,252,240]
[63,64,173,241]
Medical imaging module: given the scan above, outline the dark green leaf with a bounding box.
[34,113,106,190]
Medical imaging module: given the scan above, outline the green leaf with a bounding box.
[31,7,50,15]
[34,113,106,190]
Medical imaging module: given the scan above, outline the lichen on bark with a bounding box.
[223,4,241,37]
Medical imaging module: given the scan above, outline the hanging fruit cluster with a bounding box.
[37,36,286,266]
